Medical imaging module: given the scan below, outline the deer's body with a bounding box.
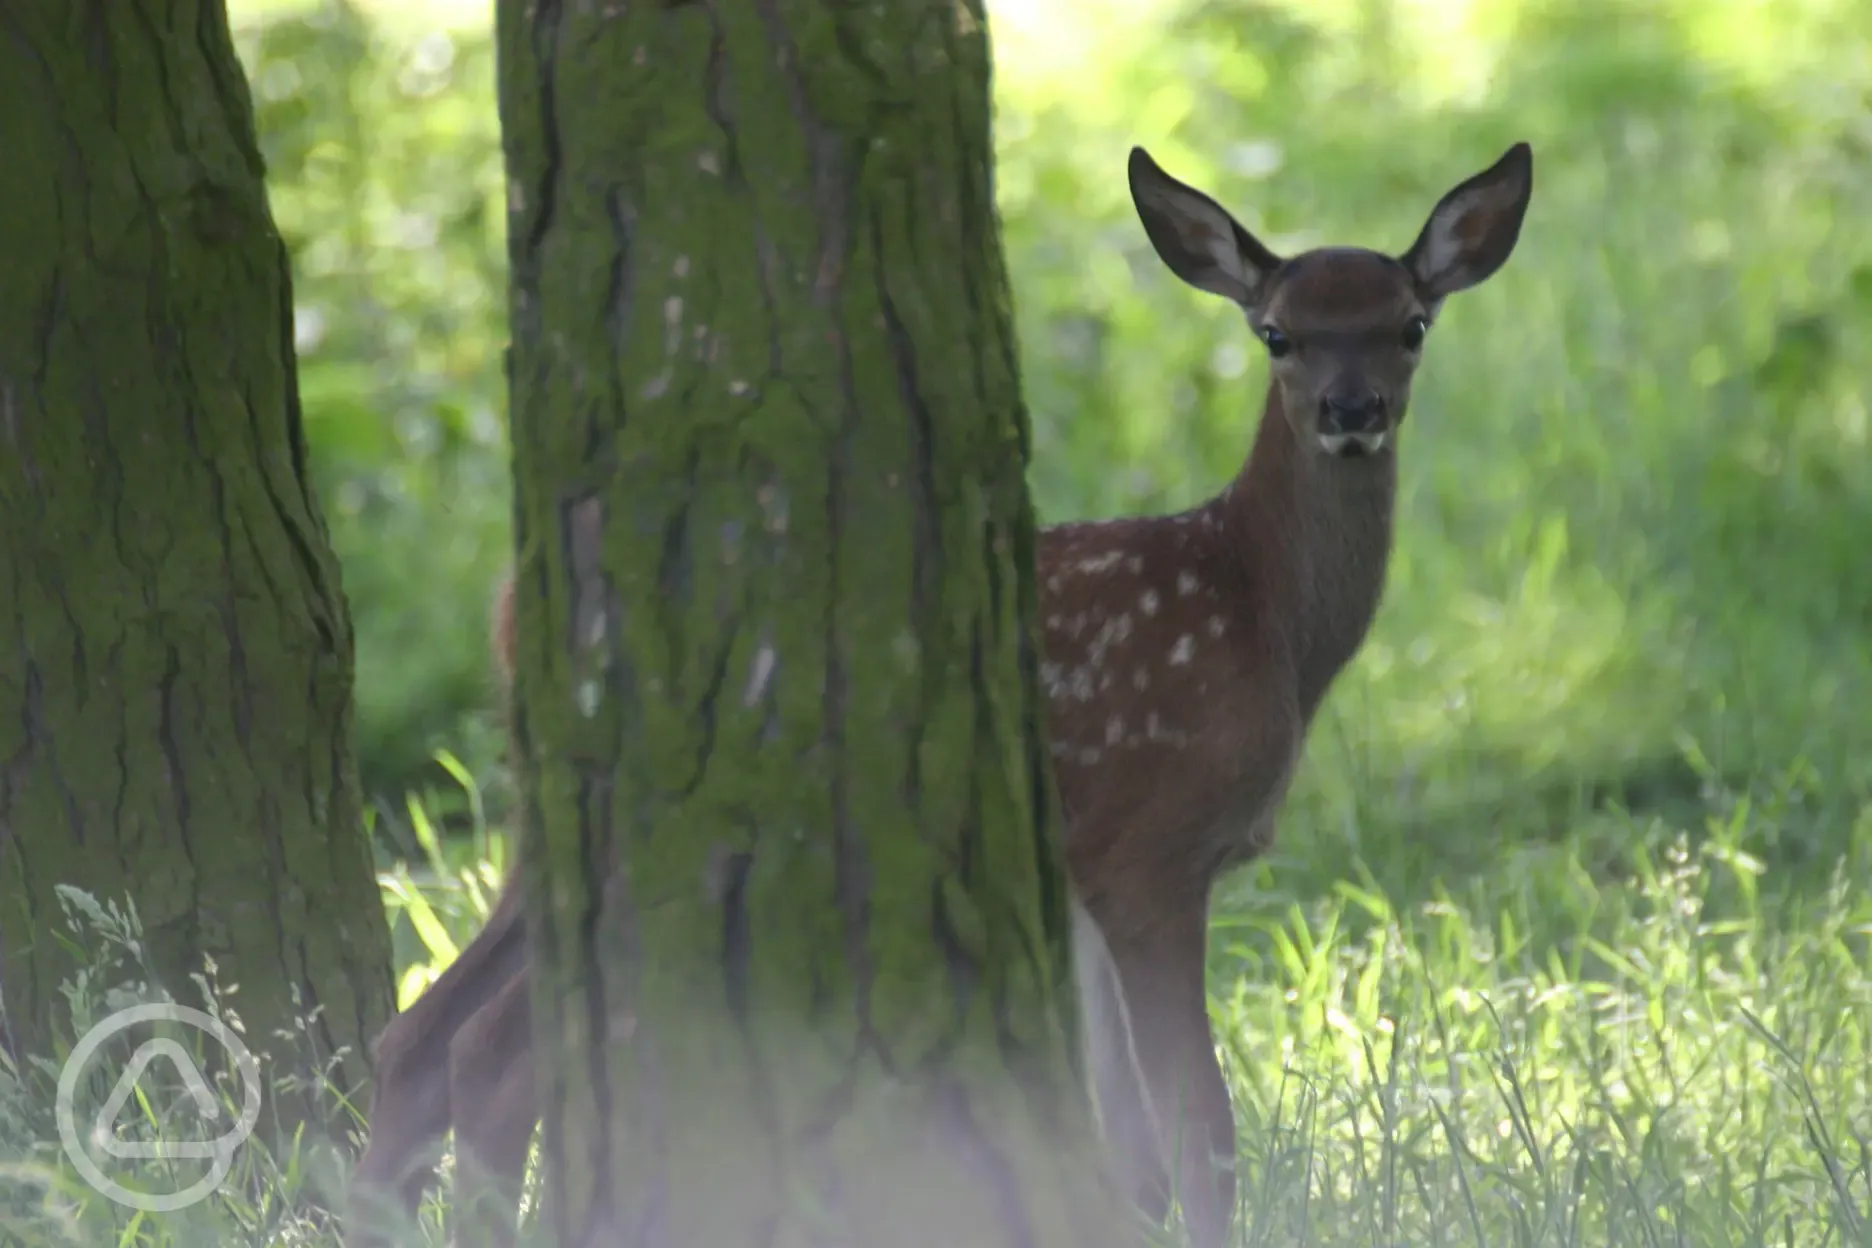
[1046,393,1399,884]
[350,140,1532,1248]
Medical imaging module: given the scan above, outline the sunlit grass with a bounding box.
[7,773,1865,1245]
[1209,828,1872,1244]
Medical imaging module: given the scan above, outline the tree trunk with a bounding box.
[497,1,1133,1244]
[0,0,394,1133]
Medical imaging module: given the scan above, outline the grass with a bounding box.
[1212,819,1872,1244]
[4,0,1869,1243]
[4,785,1867,1245]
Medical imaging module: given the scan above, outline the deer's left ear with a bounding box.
[1401,142,1533,305]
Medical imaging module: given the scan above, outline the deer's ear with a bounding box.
[1402,142,1533,303]
[1128,147,1282,307]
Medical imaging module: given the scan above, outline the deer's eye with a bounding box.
[1259,325,1292,359]
[1401,315,1429,351]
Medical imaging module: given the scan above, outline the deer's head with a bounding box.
[1127,142,1533,460]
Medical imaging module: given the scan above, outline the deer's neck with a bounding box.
[1221,387,1398,719]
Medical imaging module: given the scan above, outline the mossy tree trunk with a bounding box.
[0,1,394,1132]
[497,0,1134,1244]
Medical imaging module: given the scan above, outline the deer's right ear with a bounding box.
[1128,147,1282,307]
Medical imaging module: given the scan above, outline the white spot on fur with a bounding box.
[1132,669,1149,691]
[1126,556,1144,574]
[1208,615,1226,638]
[1069,668,1096,701]
[1169,635,1195,665]
[1076,551,1125,575]
[1087,614,1133,666]
[1144,711,1191,748]
[1106,716,1124,745]
[1078,747,1101,765]
[1140,590,1160,616]
[1178,571,1200,597]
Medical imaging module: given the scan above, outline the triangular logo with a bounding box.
[92,1038,223,1160]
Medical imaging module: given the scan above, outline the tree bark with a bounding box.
[497,1,1133,1244]
[0,0,394,1132]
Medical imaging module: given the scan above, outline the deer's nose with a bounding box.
[1319,390,1387,434]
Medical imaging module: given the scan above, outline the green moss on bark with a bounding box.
[498,0,1131,1243]
[0,0,394,1135]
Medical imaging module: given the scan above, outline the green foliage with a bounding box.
[987,0,1872,911]
[231,0,1872,890]
[234,0,510,823]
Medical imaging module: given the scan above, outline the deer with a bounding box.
[347,139,1533,1248]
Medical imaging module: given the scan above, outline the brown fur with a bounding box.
[347,141,1532,1248]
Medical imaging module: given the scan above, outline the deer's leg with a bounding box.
[349,1008,457,1246]
[1071,896,1172,1224]
[449,963,537,1248]
[348,882,528,1248]
[1102,898,1235,1248]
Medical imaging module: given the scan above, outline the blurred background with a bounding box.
[231,0,1871,904]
